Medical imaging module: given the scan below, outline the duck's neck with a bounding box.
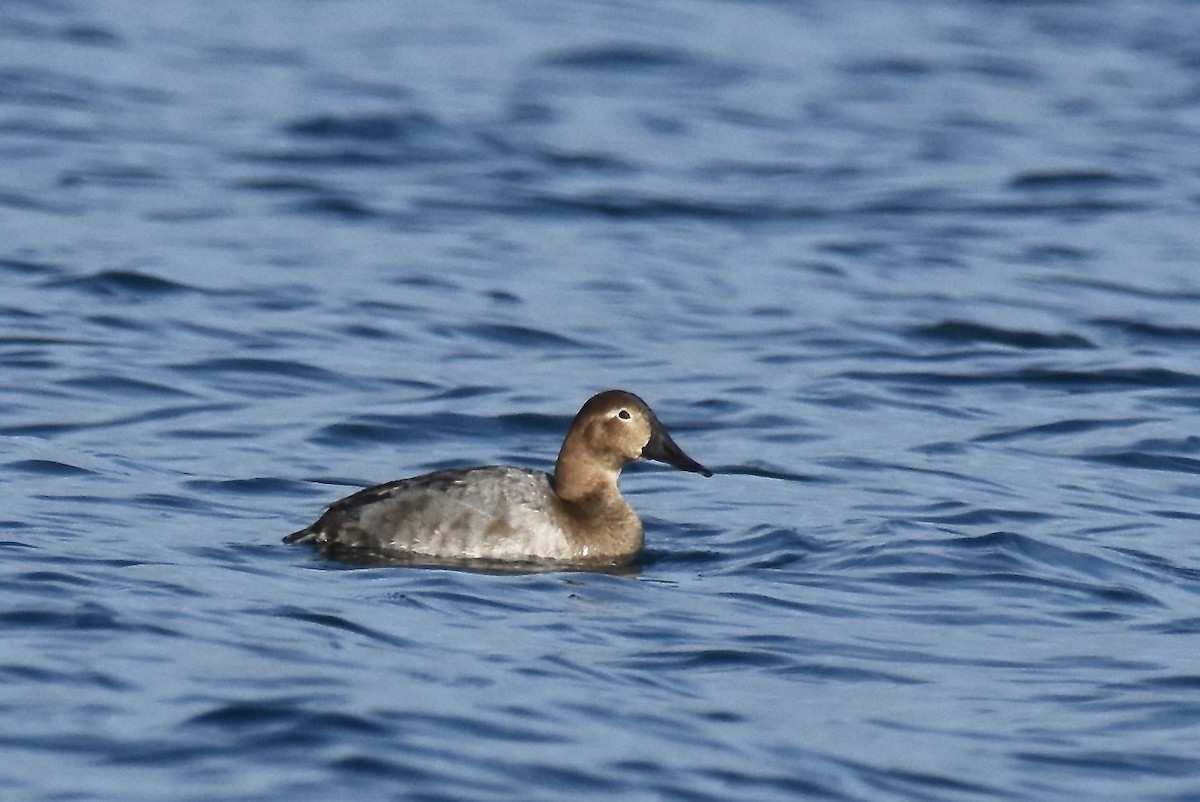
[554,448,622,505]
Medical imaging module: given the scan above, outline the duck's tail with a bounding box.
[283,526,315,544]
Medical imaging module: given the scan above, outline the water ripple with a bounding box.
[912,320,1095,350]
[44,269,195,298]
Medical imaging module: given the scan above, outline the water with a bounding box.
[3,0,1200,799]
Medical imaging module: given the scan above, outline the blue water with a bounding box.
[4,0,1200,799]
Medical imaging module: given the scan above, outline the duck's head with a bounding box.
[565,389,712,477]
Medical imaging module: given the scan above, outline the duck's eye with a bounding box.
[618,409,631,420]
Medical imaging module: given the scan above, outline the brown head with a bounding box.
[553,390,711,503]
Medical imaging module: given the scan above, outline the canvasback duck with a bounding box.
[284,390,711,567]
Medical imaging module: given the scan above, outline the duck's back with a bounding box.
[286,467,577,562]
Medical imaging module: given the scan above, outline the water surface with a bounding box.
[3,1,1200,800]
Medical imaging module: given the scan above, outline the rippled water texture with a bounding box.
[3,1,1200,800]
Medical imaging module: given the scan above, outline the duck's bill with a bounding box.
[644,428,713,477]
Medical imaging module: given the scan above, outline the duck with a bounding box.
[284,389,712,567]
